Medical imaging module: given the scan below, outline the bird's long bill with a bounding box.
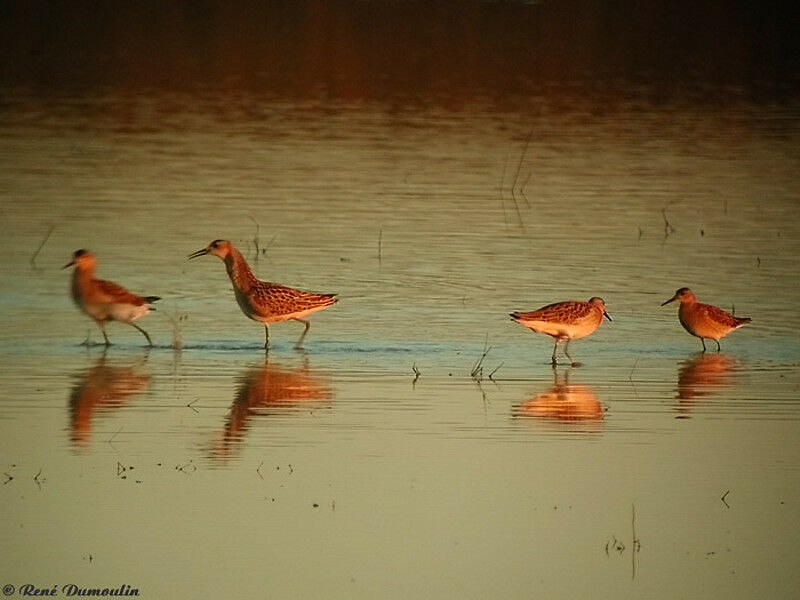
[661,295,678,306]
[603,311,612,322]
[61,260,75,269]
[187,248,209,260]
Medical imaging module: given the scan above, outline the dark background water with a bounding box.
[3,1,799,103]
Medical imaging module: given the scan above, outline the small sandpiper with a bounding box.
[510,297,611,366]
[64,249,159,346]
[661,287,750,351]
[188,240,337,349]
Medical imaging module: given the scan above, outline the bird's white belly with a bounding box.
[80,300,147,324]
[79,300,111,322]
[109,303,149,323]
[524,320,575,339]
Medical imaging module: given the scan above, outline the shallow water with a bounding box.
[2,4,800,599]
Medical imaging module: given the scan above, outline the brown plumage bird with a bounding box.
[510,297,611,366]
[63,249,159,346]
[661,287,750,351]
[188,240,337,349]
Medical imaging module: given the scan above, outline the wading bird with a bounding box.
[510,297,611,366]
[64,249,159,346]
[661,287,750,351]
[188,240,337,350]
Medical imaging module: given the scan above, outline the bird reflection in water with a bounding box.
[69,352,149,448]
[209,358,332,460]
[676,352,738,416]
[513,368,603,428]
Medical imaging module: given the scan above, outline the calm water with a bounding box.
[2,3,800,599]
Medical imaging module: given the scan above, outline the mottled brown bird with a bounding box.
[188,240,337,349]
[661,287,750,351]
[510,297,611,366]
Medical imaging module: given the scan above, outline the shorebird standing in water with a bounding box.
[661,287,750,351]
[188,240,337,350]
[510,297,611,366]
[64,249,159,346]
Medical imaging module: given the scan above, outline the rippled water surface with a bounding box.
[2,3,800,599]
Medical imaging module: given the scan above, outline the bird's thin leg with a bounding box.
[264,325,270,351]
[715,339,721,352]
[131,323,153,347]
[294,318,310,349]
[551,339,559,366]
[701,338,707,352]
[97,322,110,346]
[563,339,580,367]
